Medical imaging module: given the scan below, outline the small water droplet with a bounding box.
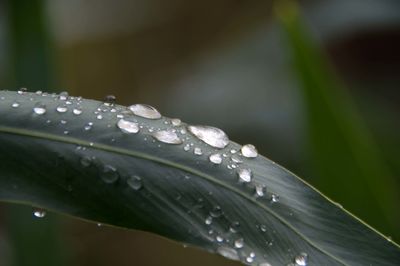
[56,105,68,113]
[216,246,239,261]
[259,263,272,266]
[11,102,20,108]
[127,175,143,190]
[294,253,308,266]
[152,130,182,144]
[237,168,252,183]
[58,91,69,101]
[96,114,103,120]
[194,147,202,155]
[209,153,222,164]
[205,216,213,225]
[171,118,181,126]
[210,206,223,218]
[231,155,243,163]
[80,156,92,167]
[234,238,244,249]
[229,221,240,233]
[117,119,139,134]
[259,224,267,232]
[187,125,229,149]
[241,144,258,158]
[104,95,116,105]
[129,104,161,119]
[33,208,46,218]
[271,194,279,203]
[216,235,224,242]
[255,183,266,197]
[18,88,27,95]
[33,102,46,115]
[183,144,191,151]
[73,107,83,115]
[101,165,119,184]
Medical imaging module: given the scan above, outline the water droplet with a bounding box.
[58,91,69,101]
[96,114,103,120]
[171,118,181,126]
[294,253,308,266]
[117,119,139,134]
[183,144,191,151]
[216,235,224,242]
[194,147,202,155]
[241,144,258,158]
[237,168,252,183]
[205,216,212,225]
[33,102,46,115]
[210,206,223,218]
[33,208,46,218]
[129,104,161,119]
[187,125,229,149]
[56,105,68,113]
[127,175,142,190]
[234,238,244,249]
[259,263,272,266]
[209,153,222,164]
[152,130,182,144]
[229,221,240,233]
[255,183,266,197]
[104,95,116,105]
[18,88,27,95]
[271,194,279,203]
[246,255,254,263]
[259,224,267,232]
[101,165,119,184]
[231,155,243,163]
[216,246,239,261]
[73,108,82,115]
[11,102,20,108]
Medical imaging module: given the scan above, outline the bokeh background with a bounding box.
[0,0,399,265]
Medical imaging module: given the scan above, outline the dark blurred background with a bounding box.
[0,0,399,265]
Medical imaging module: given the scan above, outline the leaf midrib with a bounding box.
[0,125,347,265]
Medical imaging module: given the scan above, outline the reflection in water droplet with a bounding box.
[187,125,229,149]
[33,103,46,115]
[129,104,161,119]
[33,208,46,218]
[234,238,244,249]
[152,130,182,144]
[241,144,258,158]
[117,119,139,134]
[127,175,142,190]
[237,168,252,183]
[209,153,222,164]
[216,246,239,261]
[294,253,308,266]
[101,165,119,184]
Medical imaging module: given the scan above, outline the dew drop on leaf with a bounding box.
[11,102,20,108]
[129,104,161,119]
[194,147,202,156]
[33,103,46,115]
[73,107,82,115]
[127,175,143,190]
[117,119,139,134]
[294,252,308,266]
[237,168,252,183]
[209,153,222,164]
[101,165,119,184]
[234,238,244,249]
[152,130,182,144]
[33,208,46,218]
[217,246,239,261]
[187,125,229,149]
[241,144,258,158]
[56,105,68,113]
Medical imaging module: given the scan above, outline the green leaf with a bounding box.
[0,90,399,265]
[277,0,400,240]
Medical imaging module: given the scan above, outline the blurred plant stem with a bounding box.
[276,0,400,240]
[5,0,66,265]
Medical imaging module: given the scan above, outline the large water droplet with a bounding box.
[294,253,308,266]
[187,125,229,149]
[152,130,182,144]
[237,168,252,183]
[101,165,119,184]
[209,153,222,164]
[241,144,258,158]
[33,208,46,218]
[234,238,244,249]
[129,104,161,119]
[127,175,142,190]
[117,119,139,134]
[216,246,239,261]
[33,103,46,115]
